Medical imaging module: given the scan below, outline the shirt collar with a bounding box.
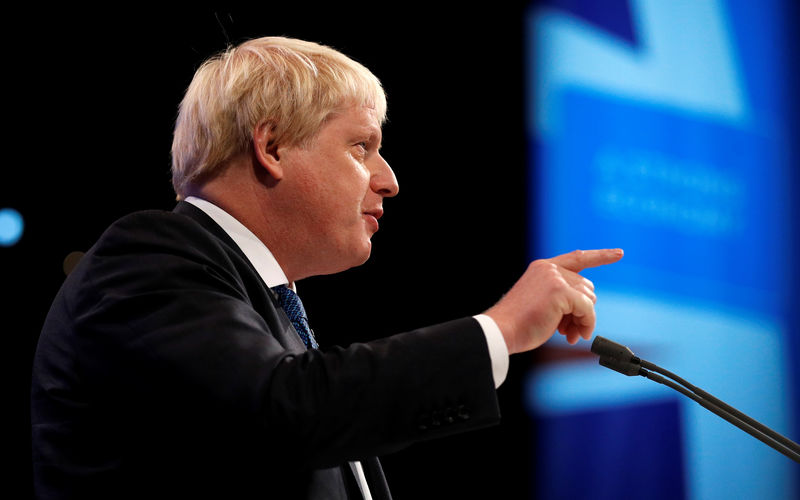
[184,196,290,288]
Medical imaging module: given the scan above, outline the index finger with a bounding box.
[548,248,624,273]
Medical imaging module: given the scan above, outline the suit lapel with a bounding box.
[173,201,307,352]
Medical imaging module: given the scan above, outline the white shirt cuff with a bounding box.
[473,314,509,388]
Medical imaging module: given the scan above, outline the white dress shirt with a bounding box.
[183,196,510,498]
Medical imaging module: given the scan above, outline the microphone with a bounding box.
[591,336,800,463]
[591,336,641,376]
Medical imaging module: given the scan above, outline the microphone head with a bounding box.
[591,336,642,376]
[591,336,636,362]
[599,355,642,376]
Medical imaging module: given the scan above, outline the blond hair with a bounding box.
[171,36,387,198]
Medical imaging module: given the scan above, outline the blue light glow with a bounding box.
[526,0,797,498]
[0,208,24,247]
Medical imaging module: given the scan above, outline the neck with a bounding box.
[185,158,309,283]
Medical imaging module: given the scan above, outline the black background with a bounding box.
[6,4,538,499]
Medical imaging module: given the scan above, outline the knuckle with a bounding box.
[529,258,548,268]
[547,269,567,287]
[529,259,558,274]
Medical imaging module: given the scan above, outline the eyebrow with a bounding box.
[360,124,381,136]
[355,124,382,144]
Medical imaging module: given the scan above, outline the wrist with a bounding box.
[484,309,516,354]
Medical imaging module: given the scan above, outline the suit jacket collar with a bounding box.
[180,197,290,288]
[173,200,243,256]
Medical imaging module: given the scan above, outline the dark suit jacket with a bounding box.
[31,201,501,499]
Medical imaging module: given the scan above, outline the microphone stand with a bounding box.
[591,336,800,463]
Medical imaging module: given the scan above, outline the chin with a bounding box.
[321,242,372,276]
[351,242,373,267]
[347,236,374,266]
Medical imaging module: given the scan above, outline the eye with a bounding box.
[353,142,369,158]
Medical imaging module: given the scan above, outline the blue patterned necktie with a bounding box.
[272,285,319,349]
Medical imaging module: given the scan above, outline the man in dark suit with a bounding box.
[31,36,623,499]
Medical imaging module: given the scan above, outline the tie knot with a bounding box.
[272,285,318,349]
[272,284,305,320]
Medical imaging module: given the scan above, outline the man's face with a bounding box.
[278,105,399,277]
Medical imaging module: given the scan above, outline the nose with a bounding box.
[370,153,399,198]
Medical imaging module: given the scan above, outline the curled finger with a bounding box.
[558,289,596,342]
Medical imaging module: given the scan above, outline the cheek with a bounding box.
[294,155,371,221]
[327,166,371,209]
[303,187,358,233]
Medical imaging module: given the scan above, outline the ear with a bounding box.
[253,121,284,180]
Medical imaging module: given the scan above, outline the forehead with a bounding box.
[324,105,382,136]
